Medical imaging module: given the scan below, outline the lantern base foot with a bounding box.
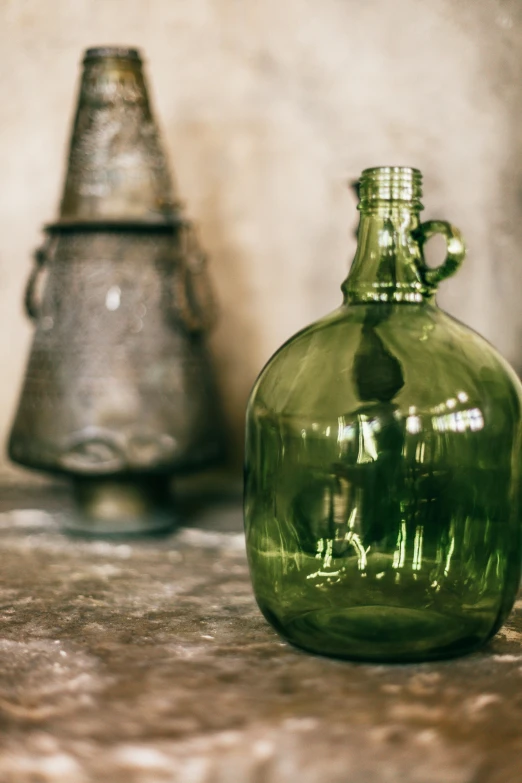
[63,476,176,536]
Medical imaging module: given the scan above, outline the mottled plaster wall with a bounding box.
[1,0,521,475]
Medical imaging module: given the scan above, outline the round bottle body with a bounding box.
[244,302,522,662]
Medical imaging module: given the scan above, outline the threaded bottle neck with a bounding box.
[358,167,423,212]
[342,167,427,304]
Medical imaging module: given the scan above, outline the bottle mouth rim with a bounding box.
[83,46,141,63]
[361,166,421,178]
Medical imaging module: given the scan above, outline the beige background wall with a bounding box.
[1,0,521,477]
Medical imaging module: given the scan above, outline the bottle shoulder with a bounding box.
[248,303,522,421]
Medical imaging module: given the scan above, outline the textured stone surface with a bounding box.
[0,486,522,781]
[1,0,522,470]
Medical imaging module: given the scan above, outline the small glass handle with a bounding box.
[412,220,466,288]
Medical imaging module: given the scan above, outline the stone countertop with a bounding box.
[0,486,521,783]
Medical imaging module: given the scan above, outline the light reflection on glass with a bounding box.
[338,395,481,454]
[338,422,355,442]
[343,531,367,570]
[378,228,393,248]
[391,523,426,572]
[412,525,424,571]
[307,535,342,580]
[358,416,378,463]
[392,521,407,569]
[432,407,484,433]
[337,417,381,444]
[328,390,478,585]
[347,505,357,530]
[444,524,456,576]
[406,414,421,434]
[415,441,425,463]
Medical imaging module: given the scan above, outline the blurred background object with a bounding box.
[8,47,224,532]
[0,0,521,484]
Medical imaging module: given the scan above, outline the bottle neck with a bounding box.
[343,203,428,304]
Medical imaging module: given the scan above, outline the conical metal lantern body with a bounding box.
[60,46,174,223]
[9,48,223,533]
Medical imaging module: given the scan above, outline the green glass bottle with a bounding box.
[244,166,522,662]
